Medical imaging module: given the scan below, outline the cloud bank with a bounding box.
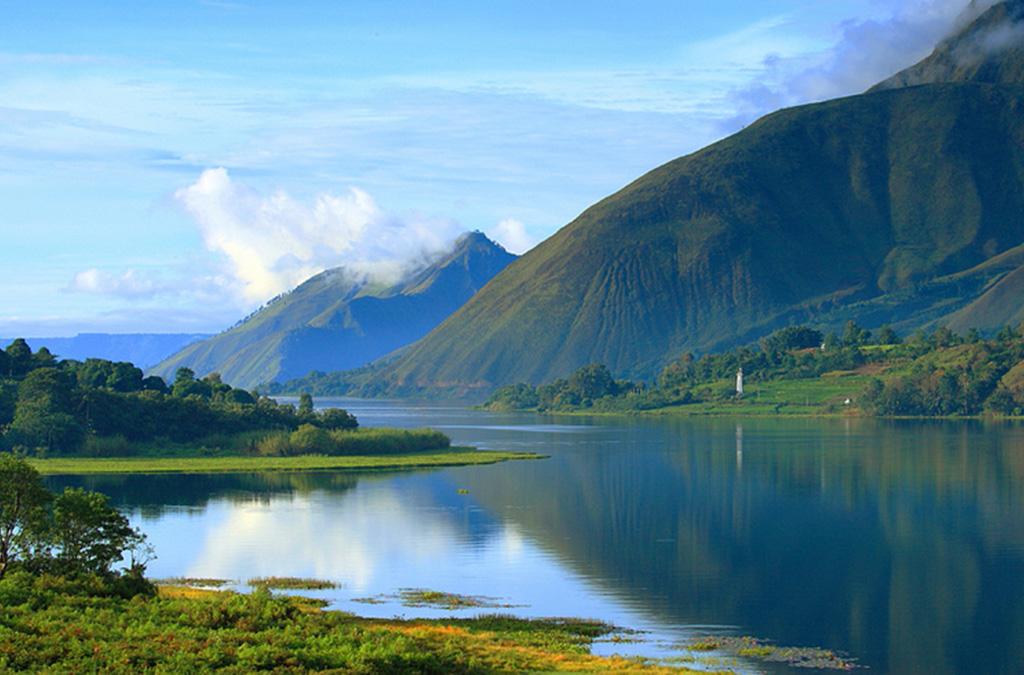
[724,0,1003,127]
[174,168,530,303]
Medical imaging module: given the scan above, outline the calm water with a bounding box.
[49,400,1024,674]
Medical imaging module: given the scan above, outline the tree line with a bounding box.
[484,322,1024,417]
[0,339,356,456]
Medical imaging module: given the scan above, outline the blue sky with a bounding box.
[0,0,985,335]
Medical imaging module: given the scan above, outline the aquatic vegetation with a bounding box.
[353,588,522,611]
[686,636,860,670]
[153,577,233,588]
[248,577,338,590]
[0,574,696,673]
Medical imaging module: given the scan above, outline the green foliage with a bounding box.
[842,321,872,347]
[5,339,32,378]
[10,369,85,453]
[761,326,824,354]
[859,331,1024,416]
[0,456,148,582]
[877,325,902,346]
[486,364,633,412]
[0,456,51,579]
[0,339,361,457]
[48,488,147,577]
[298,392,314,415]
[0,580,624,673]
[487,323,1024,418]
[255,427,450,457]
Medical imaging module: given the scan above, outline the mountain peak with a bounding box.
[151,231,517,388]
[453,230,509,254]
[871,0,1024,91]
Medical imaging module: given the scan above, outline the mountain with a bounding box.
[352,1,1024,396]
[151,232,516,389]
[2,334,210,369]
[871,0,1024,91]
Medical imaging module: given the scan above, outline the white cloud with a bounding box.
[175,168,467,302]
[487,218,536,255]
[723,0,1003,128]
[71,268,165,298]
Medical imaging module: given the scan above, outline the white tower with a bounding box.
[736,367,744,397]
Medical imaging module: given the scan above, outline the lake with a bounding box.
[48,400,1024,674]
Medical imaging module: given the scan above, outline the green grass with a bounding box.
[0,575,695,673]
[248,577,338,591]
[27,449,543,475]
[642,375,872,418]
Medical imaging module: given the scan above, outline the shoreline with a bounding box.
[481,404,1024,422]
[28,448,544,475]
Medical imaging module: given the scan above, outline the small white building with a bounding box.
[736,367,744,397]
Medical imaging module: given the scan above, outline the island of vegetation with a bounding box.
[483,322,1024,418]
[0,338,536,472]
[0,456,692,673]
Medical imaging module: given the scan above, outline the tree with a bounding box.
[172,368,211,399]
[876,325,901,346]
[141,376,169,394]
[842,321,871,347]
[0,455,52,579]
[996,325,1019,343]
[0,381,17,428]
[317,408,358,430]
[74,359,114,389]
[986,388,1019,415]
[298,392,314,416]
[32,347,57,370]
[9,369,85,453]
[50,488,146,577]
[931,326,959,348]
[761,326,823,354]
[5,339,32,378]
[107,363,144,393]
[568,364,617,401]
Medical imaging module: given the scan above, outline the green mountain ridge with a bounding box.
[151,232,515,389]
[339,1,1024,397]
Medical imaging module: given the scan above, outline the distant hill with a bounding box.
[2,334,210,369]
[151,232,516,389]
[343,0,1024,397]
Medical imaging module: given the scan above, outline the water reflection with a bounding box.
[48,408,1024,674]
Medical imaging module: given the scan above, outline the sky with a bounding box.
[0,0,992,335]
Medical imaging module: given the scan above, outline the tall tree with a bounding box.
[5,339,32,378]
[10,369,84,453]
[298,392,314,416]
[0,455,51,579]
[50,488,146,577]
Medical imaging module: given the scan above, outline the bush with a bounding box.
[289,424,333,453]
[253,428,450,457]
[82,434,135,457]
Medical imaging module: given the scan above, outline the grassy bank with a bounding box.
[28,449,542,475]
[0,577,693,673]
[79,427,454,458]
